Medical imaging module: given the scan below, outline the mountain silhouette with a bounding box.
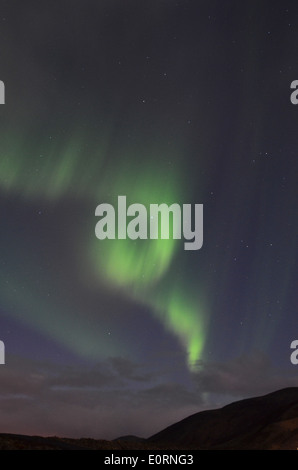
[149,387,298,449]
[1,388,298,449]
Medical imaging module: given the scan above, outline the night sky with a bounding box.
[0,1,297,439]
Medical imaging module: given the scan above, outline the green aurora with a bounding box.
[0,132,207,368]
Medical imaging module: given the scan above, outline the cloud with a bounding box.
[0,355,200,439]
[192,352,298,399]
[108,357,153,382]
[1,352,297,439]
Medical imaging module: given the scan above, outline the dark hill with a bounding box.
[113,435,145,442]
[2,388,298,449]
[149,387,298,449]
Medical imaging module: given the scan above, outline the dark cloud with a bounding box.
[108,357,152,382]
[192,352,298,400]
[0,355,200,438]
[1,352,296,439]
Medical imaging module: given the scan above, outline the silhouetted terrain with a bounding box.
[149,387,298,449]
[0,434,181,450]
[1,388,298,449]
[113,435,146,442]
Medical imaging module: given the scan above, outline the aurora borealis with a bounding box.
[0,1,297,439]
